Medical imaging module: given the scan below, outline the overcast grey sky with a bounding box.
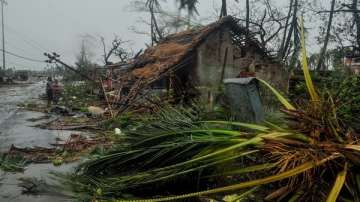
[3,0,219,70]
[3,0,323,71]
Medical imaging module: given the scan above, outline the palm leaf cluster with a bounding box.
[68,106,360,201]
[63,19,360,202]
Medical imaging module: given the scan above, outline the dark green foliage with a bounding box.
[59,82,98,111]
[290,71,360,132]
[336,75,360,131]
[0,154,27,172]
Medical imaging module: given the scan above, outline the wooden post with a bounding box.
[100,77,114,118]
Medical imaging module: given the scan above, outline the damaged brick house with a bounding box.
[115,16,287,105]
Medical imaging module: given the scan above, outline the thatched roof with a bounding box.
[116,16,270,83]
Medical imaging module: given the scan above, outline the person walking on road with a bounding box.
[52,79,63,105]
[46,77,53,106]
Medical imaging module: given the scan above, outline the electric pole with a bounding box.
[1,0,6,71]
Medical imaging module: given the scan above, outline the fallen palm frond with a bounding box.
[326,163,348,202]
[114,154,339,202]
[258,78,296,110]
[58,18,360,202]
[62,99,360,201]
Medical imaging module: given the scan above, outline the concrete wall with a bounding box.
[194,28,288,91]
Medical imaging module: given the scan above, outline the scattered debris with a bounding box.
[26,115,51,122]
[34,116,99,131]
[114,128,123,135]
[5,134,110,165]
[50,106,72,116]
[50,134,108,153]
[18,177,72,198]
[87,106,106,117]
[7,145,56,163]
[18,102,48,113]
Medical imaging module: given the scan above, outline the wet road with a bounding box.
[0,83,77,202]
[0,82,65,151]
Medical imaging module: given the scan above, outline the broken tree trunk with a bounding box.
[317,0,336,71]
[246,0,250,33]
[220,0,227,18]
[278,0,294,59]
[100,77,114,118]
[352,0,360,48]
[282,0,299,62]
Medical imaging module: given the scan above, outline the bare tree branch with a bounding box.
[100,36,132,65]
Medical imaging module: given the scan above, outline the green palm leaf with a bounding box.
[204,163,276,178]
[326,163,348,202]
[202,121,270,132]
[299,16,319,102]
[113,155,338,202]
[258,79,296,110]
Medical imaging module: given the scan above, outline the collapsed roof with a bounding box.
[115,16,272,84]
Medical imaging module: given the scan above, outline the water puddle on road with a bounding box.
[0,163,75,202]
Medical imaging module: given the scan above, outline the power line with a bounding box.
[0,58,34,69]
[5,40,37,57]
[4,24,50,53]
[0,49,45,63]
[6,61,33,69]
[0,58,46,70]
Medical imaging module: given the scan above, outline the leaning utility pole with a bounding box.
[44,52,97,84]
[1,0,6,70]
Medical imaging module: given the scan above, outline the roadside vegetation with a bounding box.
[58,82,98,112]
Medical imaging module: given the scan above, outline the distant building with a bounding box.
[344,49,360,74]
